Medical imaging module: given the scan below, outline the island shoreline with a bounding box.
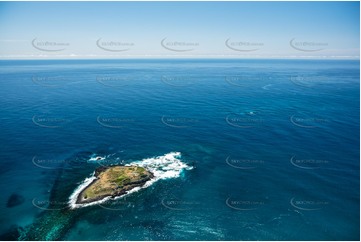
[75,165,154,205]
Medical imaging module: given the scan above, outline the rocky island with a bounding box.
[76,165,154,204]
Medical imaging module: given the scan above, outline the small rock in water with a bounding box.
[6,194,25,208]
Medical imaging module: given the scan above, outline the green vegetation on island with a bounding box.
[76,165,153,204]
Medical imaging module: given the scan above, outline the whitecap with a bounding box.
[262,84,273,90]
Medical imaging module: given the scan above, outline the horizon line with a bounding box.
[0,56,359,61]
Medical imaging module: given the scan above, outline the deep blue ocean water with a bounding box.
[0,59,359,240]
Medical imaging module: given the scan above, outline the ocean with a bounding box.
[0,59,359,240]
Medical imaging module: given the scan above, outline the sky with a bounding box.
[0,1,359,59]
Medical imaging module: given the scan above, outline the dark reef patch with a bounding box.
[6,194,25,208]
[0,225,23,241]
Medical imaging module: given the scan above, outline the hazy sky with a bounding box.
[0,1,359,59]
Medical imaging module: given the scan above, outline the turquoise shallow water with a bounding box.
[0,59,359,240]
